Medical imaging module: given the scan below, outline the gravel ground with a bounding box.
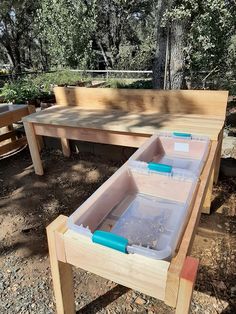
[0,147,235,314]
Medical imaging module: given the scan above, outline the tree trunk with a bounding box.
[152,0,168,89]
[6,43,22,74]
[98,41,110,68]
[153,0,188,90]
[3,44,17,71]
[13,46,22,73]
[3,47,14,68]
[39,38,49,71]
[167,20,186,89]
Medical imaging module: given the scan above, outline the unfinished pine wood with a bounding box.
[23,88,226,202]
[61,138,71,157]
[175,257,199,314]
[23,121,44,175]
[174,182,200,254]
[46,140,220,313]
[54,87,228,117]
[202,169,214,214]
[0,136,27,155]
[23,106,224,140]
[46,215,75,314]
[27,104,44,152]
[165,141,218,307]
[34,123,149,148]
[213,128,224,184]
[63,229,169,301]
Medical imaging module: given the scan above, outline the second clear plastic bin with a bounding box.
[128,131,210,178]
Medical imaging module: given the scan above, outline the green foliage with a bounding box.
[0,70,89,103]
[35,0,96,69]
[1,80,44,103]
[162,0,236,74]
[188,0,235,73]
[107,79,152,89]
[94,0,156,69]
[29,70,88,92]
[0,0,235,92]
[0,1,40,71]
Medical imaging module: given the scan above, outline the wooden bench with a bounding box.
[22,87,228,313]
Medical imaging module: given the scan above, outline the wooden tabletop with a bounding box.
[23,105,225,140]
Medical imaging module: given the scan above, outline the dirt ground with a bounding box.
[0,147,236,314]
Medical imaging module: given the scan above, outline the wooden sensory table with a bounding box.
[23,88,228,214]
[23,88,228,312]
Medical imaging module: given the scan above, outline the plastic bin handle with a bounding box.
[148,162,172,173]
[92,230,128,253]
[173,131,192,138]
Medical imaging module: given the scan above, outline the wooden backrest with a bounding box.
[54,87,228,118]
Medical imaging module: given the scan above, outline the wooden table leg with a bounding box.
[23,121,44,175]
[47,216,75,314]
[202,169,214,214]
[175,256,199,314]
[27,105,44,152]
[37,135,44,152]
[213,129,223,184]
[61,138,71,157]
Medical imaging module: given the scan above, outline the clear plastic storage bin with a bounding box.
[128,132,210,177]
[68,167,198,260]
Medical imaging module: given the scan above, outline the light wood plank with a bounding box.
[34,123,149,148]
[61,138,71,157]
[23,121,44,175]
[176,257,199,314]
[54,87,228,118]
[27,104,44,152]
[64,229,169,301]
[23,106,224,140]
[165,141,218,307]
[46,215,75,314]
[213,128,224,184]
[202,169,214,214]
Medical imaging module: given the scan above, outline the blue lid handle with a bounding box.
[173,132,192,138]
[92,230,128,253]
[148,162,172,173]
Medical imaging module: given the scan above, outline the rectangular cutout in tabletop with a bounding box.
[129,132,210,177]
[68,167,197,260]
